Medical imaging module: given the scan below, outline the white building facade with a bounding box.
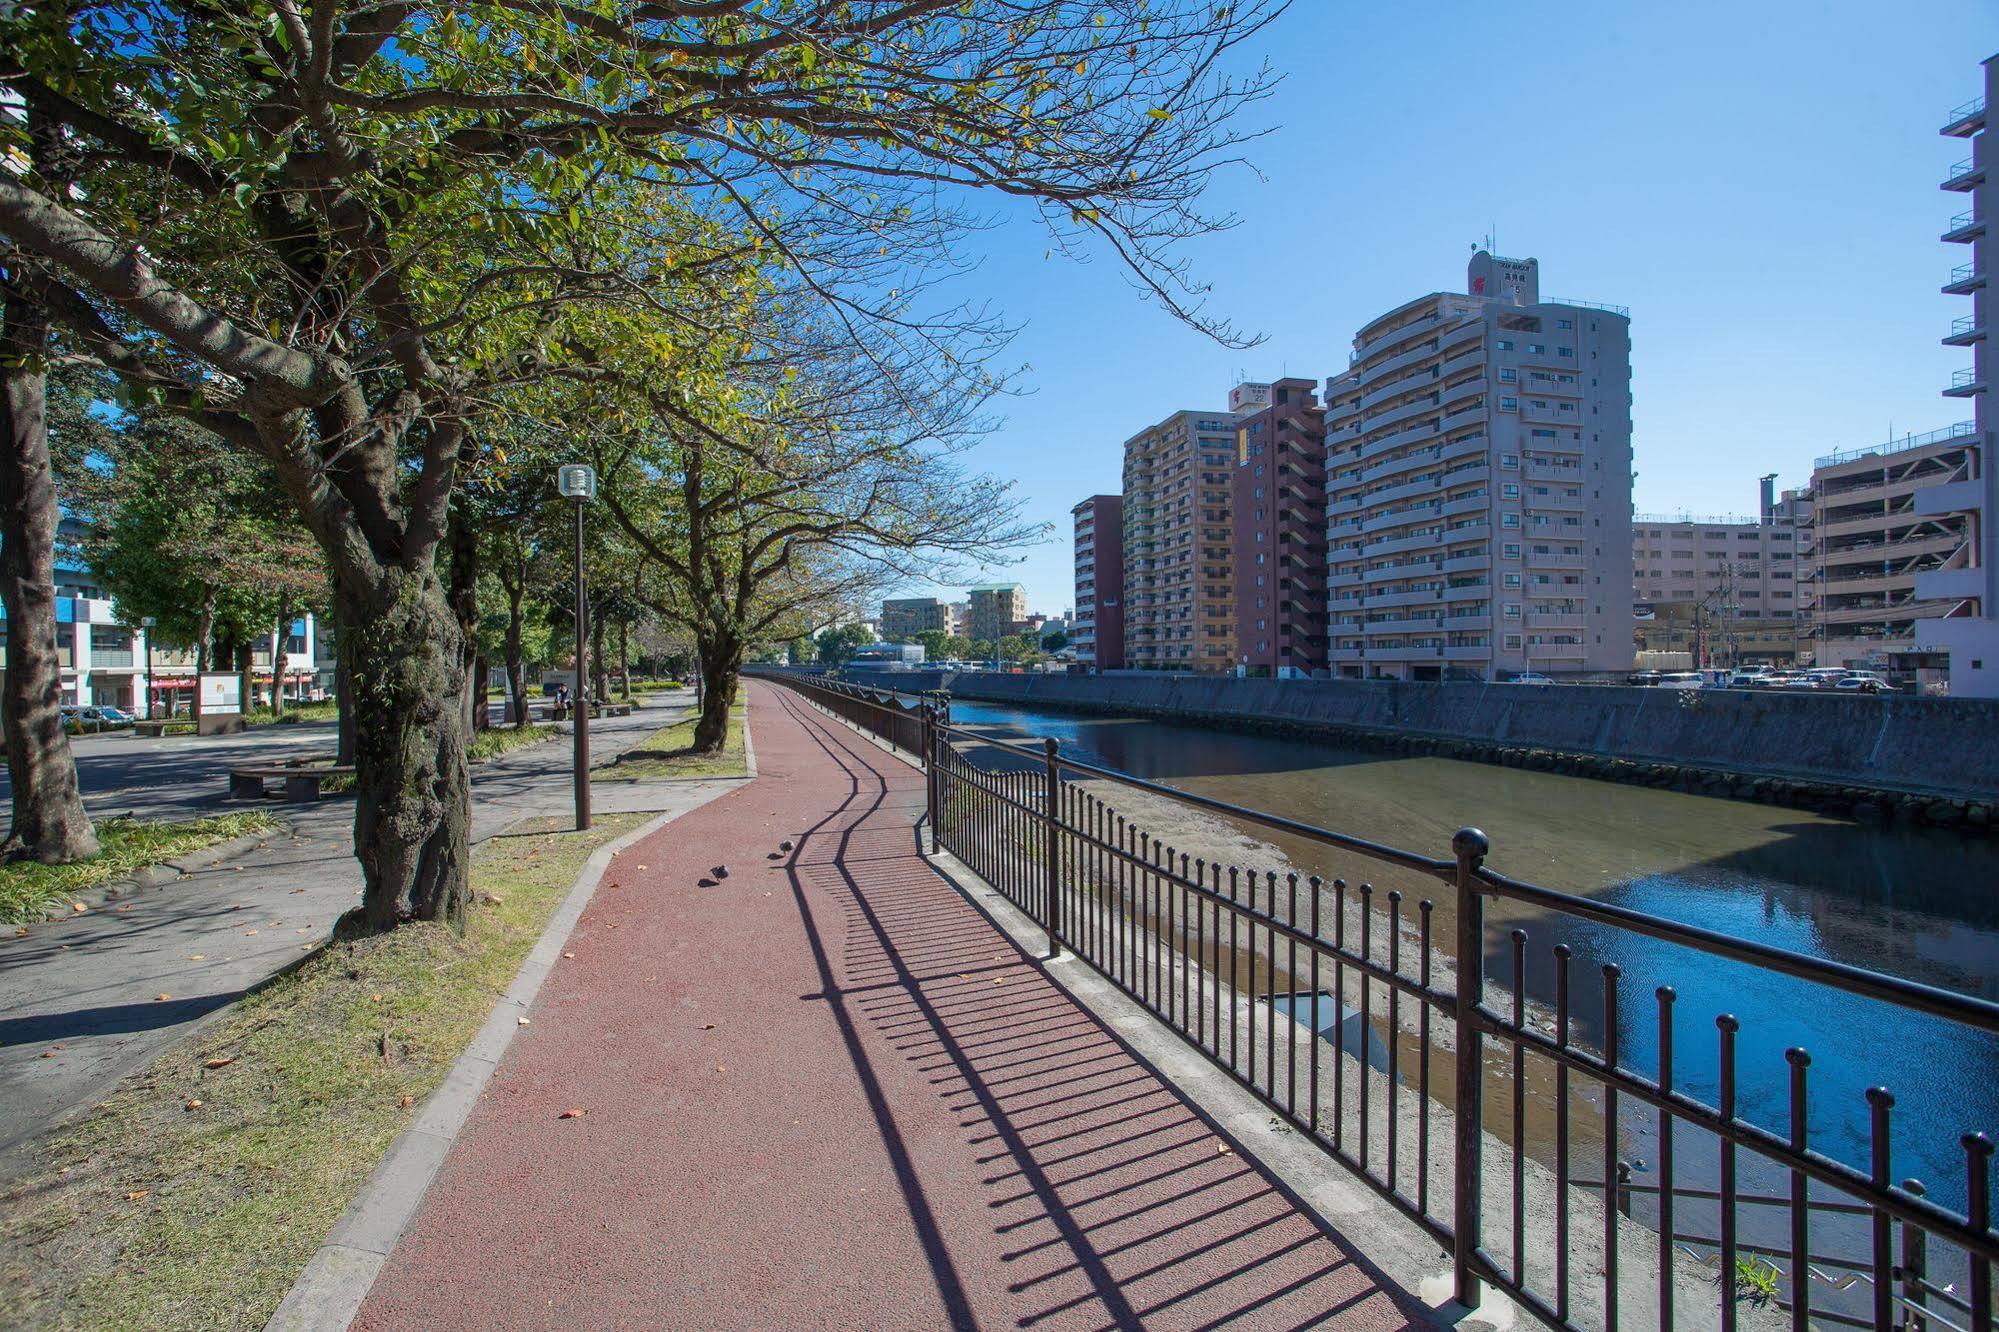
[1324,253,1634,681]
[1918,56,1999,695]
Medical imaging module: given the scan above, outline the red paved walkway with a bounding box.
[358,682,1426,1330]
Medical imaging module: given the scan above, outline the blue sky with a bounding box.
[897,2,1999,619]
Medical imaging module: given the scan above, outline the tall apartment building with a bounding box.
[1632,480,1809,665]
[1071,495,1125,669]
[1918,58,1998,695]
[879,596,957,640]
[1121,409,1238,671]
[1804,422,1978,679]
[1324,252,1634,681]
[1229,379,1329,676]
[965,583,1026,643]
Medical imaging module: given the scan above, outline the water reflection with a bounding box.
[948,700,1999,1208]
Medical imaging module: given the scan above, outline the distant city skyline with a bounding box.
[879,4,1999,614]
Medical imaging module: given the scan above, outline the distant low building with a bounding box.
[1072,495,1125,669]
[849,642,925,668]
[965,583,1026,642]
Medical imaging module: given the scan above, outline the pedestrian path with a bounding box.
[356,681,1423,1330]
[0,695,731,1178]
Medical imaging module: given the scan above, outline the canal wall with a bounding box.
[854,670,1999,828]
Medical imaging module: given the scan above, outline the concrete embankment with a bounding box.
[851,670,1999,831]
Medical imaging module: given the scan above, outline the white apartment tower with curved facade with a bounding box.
[1324,253,1634,681]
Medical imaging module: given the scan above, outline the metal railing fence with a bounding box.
[755,670,1999,1332]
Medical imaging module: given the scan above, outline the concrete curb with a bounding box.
[263,798,723,1332]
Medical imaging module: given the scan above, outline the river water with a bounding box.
[944,698,1999,1217]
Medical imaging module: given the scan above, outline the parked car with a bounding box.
[93,705,136,726]
[1656,672,1704,690]
[1626,671,1662,687]
[1506,672,1558,685]
[1725,670,1774,689]
[1834,676,1893,694]
[1777,675,1825,690]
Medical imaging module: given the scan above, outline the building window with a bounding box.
[1501,513,1520,529]
[1527,344,1545,354]
[1496,340,1513,351]
[1504,573,1521,587]
[1500,453,1519,468]
[1504,543,1520,557]
[1502,483,1520,498]
[1500,397,1518,411]
[1503,604,1521,618]
[1498,367,1517,382]
[1558,347,1574,357]
[1556,319,1573,329]
[1504,634,1522,649]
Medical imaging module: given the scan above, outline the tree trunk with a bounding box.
[692,637,739,753]
[234,638,252,718]
[340,565,471,932]
[618,619,630,700]
[591,610,608,705]
[504,573,527,729]
[0,281,97,862]
[472,653,490,732]
[192,591,214,726]
[335,655,355,764]
[445,505,479,739]
[270,612,287,718]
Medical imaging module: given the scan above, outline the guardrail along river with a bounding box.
[944,697,1999,1220]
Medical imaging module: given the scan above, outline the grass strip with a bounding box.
[597,706,747,780]
[242,700,340,727]
[0,811,649,1331]
[468,721,558,763]
[0,813,281,926]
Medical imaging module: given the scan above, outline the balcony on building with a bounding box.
[1945,313,1984,347]
[1944,210,1986,244]
[1944,95,1988,138]
[1943,262,1985,296]
[1943,156,1986,192]
[1945,365,1985,398]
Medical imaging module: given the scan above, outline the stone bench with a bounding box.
[228,759,355,802]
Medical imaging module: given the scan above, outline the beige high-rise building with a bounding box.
[965,584,1026,643]
[879,597,957,640]
[1120,409,1237,671]
[1324,252,1634,681]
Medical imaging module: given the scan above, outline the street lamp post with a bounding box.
[557,463,598,830]
[139,616,156,718]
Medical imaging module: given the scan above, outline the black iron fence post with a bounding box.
[1043,737,1062,957]
[1452,826,1490,1311]
[923,694,941,856]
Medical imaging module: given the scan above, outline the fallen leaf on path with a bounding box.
[204,1057,235,1069]
[155,993,171,1002]
[559,1108,586,1119]
[714,1065,726,1072]
[115,905,131,913]
[185,1100,202,1111]
[370,994,382,1002]
[700,1023,715,1030]
[189,954,205,961]
[245,930,258,936]
[71,902,86,913]
[562,951,575,959]
[124,1190,148,1201]
[301,945,312,951]
[13,927,26,936]
[39,1051,54,1059]
[1216,1142,1233,1156]
[399,1095,414,1108]
[516,1017,530,1026]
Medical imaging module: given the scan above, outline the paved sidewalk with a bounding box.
[0,694,736,1176]
[356,681,1423,1330]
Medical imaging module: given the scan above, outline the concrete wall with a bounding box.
[868,671,1999,801]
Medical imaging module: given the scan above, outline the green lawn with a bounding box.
[0,813,281,925]
[468,721,558,763]
[597,706,747,780]
[242,700,340,727]
[0,812,650,1331]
